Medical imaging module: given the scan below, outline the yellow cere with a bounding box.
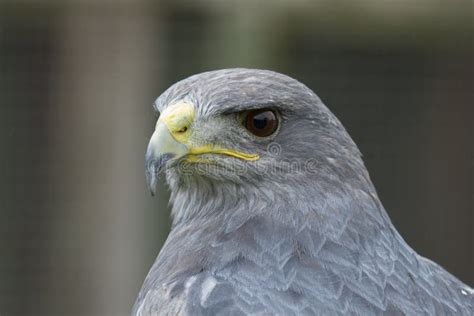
[158,101,195,144]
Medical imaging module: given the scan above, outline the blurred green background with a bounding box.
[0,0,472,315]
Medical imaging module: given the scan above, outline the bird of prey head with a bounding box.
[145,69,364,227]
[137,69,473,315]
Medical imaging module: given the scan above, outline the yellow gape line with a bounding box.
[188,146,260,161]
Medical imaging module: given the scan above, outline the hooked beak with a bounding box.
[145,121,188,195]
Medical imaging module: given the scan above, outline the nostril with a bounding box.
[176,126,188,133]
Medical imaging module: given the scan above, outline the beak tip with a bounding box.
[145,163,157,197]
[145,120,185,196]
[145,153,175,196]
[147,179,156,196]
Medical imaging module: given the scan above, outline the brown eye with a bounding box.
[243,109,278,137]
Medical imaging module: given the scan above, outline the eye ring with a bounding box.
[242,108,279,137]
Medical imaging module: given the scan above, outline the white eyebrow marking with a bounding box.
[200,276,217,306]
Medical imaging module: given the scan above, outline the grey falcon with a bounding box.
[133,68,473,315]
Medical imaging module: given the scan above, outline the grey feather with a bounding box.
[133,69,473,315]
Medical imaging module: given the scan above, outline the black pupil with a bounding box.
[253,113,268,130]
